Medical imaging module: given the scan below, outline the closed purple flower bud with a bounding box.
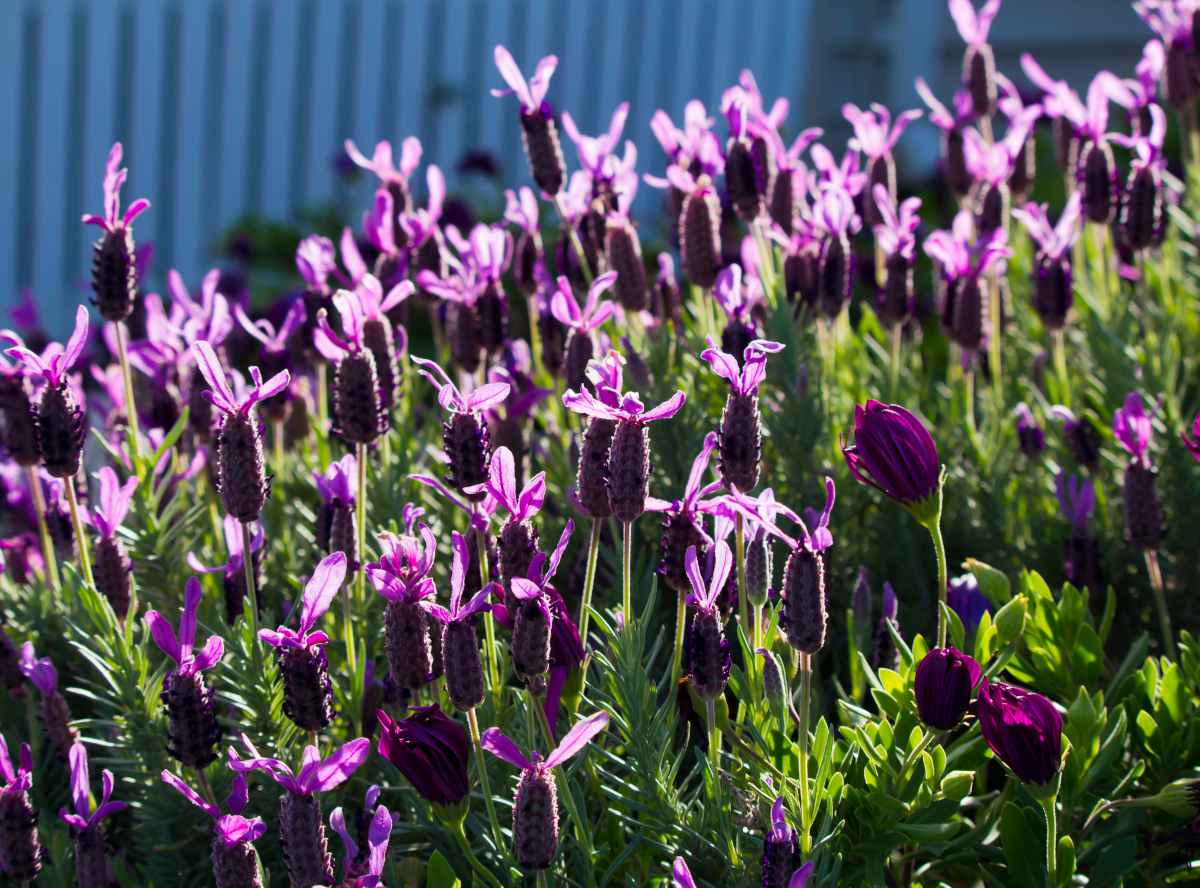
[746,528,773,609]
[500,520,541,588]
[607,218,648,311]
[1015,403,1046,458]
[680,187,722,289]
[942,276,989,354]
[211,841,263,888]
[1121,165,1164,252]
[1053,409,1101,469]
[1123,462,1165,550]
[476,283,510,355]
[278,791,334,887]
[512,598,553,692]
[843,401,941,507]
[817,232,852,319]
[376,705,470,807]
[685,608,730,700]
[564,329,595,393]
[759,648,787,712]
[162,670,221,769]
[1052,118,1078,177]
[780,547,826,654]
[90,227,138,322]
[35,380,85,479]
[655,254,684,328]
[325,501,359,571]
[446,302,483,375]
[718,393,763,494]
[278,646,334,732]
[0,737,41,881]
[608,420,650,524]
[442,621,485,712]
[443,412,492,497]
[93,535,132,622]
[1077,140,1117,225]
[333,350,386,446]
[384,600,433,692]
[978,680,1063,785]
[520,109,567,197]
[915,647,982,730]
[514,766,558,870]
[578,418,616,519]
[0,376,39,466]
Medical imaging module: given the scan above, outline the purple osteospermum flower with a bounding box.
[1013,193,1083,331]
[229,734,369,887]
[977,679,1063,785]
[843,401,941,508]
[160,769,266,887]
[483,710,609,871]
[376,704,470,807]
[188,514,265,626]
[492,45,566,195]
[89,466,138,620]
[59,742,127,885]
[915,646,983,730]
[645,432,722,594]
[683,542,732,700]
[81,143,150,323]
[330,790,392,888]
[551,271,618,392]
[0,732,41,881]
[427,531,494,712]
[948,573,993,633]
[701,335,784,493]
[146,578,225,768]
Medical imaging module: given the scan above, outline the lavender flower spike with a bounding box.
[466,445,546,585]
[1114,392,1165,551]
[89,466,138,620]
[842,103,922,226]
[683,542,732,700]
[482,710,609,870]
[19,643,79,758]
[0,733,41,881]
[949,0,1002,115]
[702,336,784,493]
[59,742,127,888]
[645,432,723,593]
[1013,193,1083,330]
[146,578,225,768]
[368,520,441,692]
[551,271,618,391]
[428,531,494,711]
[81,143,149,322]
[330,793,392,888]
[493,45,566,195]
[508,520,573,693]
[160,770,267,888]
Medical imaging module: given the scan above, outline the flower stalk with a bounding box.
[477,526,501,699]
[622,521,633,635]
[114,320,142,463]
[64,480,94,588]
[466,707,505,856]
[798,652,812,854]
[577,518,601,650]
[1143,549,1176,660]
[26,467,60,592]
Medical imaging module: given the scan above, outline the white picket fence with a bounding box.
[0,0,1146,334]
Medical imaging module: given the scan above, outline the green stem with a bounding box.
[449,818,504,888]
[554,196,594,285]
[928,519,949,649]
[467,707,506,855]
[705,696,721,777]
[478,526,501,702]
[273,419,285,477]
[798,652,812,854]
[1144,549,1177,660]
[240,521,259,642]
[577,518,601,650]
[986,274,1003,409]
[621,520,633,635]
[888,323,903,402]
[64,480,94,588]
[27,466,60,593]
[1052,328,1070,409]
[316,363,330,470]
[964,365,976,441]
[672,586,687,686]
[114,320,142,463]
[1041,793,1058,888]
[895,729,937,788]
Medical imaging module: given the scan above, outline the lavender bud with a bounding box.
[0,783,41,880]
[718,392,762,493]
[1032,255,1072,331]
[656,515,707,594]
[278,645,334,732]
[1009,134,1036,200]
[40,690,79,760]
[328,501,360,572]
[0,376,39,466]
[1078,140,1117,225]
[974,181,1009,237]
[513,765,558,870]
[942,277,988,354]
[500,520,540,587]
[443,621,486,711]
[477,284,510,355]
[943,129,972,197]
[511,600,552,690]
[1121,166,1164,252]
[91,227,137,322]
[851,567,872,628]
[679,188,721,289]
[513,231,541,295]
[212,839,263,888]
[607,220,648,311]
[519,109,567,197]
[780,548,826,654]
[746,529,773,608]
[446,303,483,376]
[333,351,387,446]
[279,792,334,888]
[538,311,568,378]
[963,42,997,117]
[607,420,649,524]
[415,233,447,281]
[1064,527,1103,593]
[726,140,768,222]
[1123,462,1165,550]
[769,169,795,234]
[442,412,491,496]
[563,329,595,393]
[872,591,901,671]
[162,669,221,769]
[93,535,133,622]
[72,825,114,888]
[760,649,787,713]
[361,316,400,416]
[684,609,730,700]
[783,251,819,310]
[215,412,269,522]
[817,233,851,319]
[577,418,616,519]
[762,824,800,888]
[384,600,433,692]
[878,252,915,328]
[35,381,85,479]
[863,156,895,229]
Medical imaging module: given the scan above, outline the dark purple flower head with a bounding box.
[413,356,510,415]
[1013,193,1083,262]
[368,521,438,605]
[188,514,264,584]
[80,143,150,234]
[1013,403,1046,458]
[0,733,33,798]
[376,705,470,807]
[344,137,422,189]
[924,211,1012,282]
[914,647,983,730]
[948,574,993,632]
[1056,473,1095,528]
[258,552,347,651]
[160,769,266,848]
[552,271,618,333]
[191,340,289,417]
[701,336,784,396]
[842,103,922,161]
[721,69,788,140]
[59,743,127,832]
[1113,391,1154,466]
[3,305,89,388]
[978,679,1063,785]
[428,531,494,625]
[229,733,369,797]
[685,541,732,614]
[483,710,609,773]
[88,467,138,540]
[492,45,558,115]
[237,298,306,358]
[1184,413,1200,461]
[648,101,724,177]
[18,643,59,696]
[330,791,392,887]
[843,401,941,509]
[145,578,225,677]
[872,186,922,261]
[465,445,545,524]
[562,102,630,180]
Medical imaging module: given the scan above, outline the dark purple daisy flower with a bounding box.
[842,401,941,508]
[977,679,1063,785]
[914,646,982,730]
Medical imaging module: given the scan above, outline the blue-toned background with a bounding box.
[0,0,1146,334]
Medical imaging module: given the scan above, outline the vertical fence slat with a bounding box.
[126,2,165,293]
[32,0,69,330]
[0,1,23,301]
[216,0,254,234]
[172,0,212,277]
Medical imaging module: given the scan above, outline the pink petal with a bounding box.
[544,710,609,768]
[639,391,687,423]
[144,610,181,663]
[300,552,347,633]
[480,727,532,770]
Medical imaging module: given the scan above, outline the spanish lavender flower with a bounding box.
[505,187,544,294]
[0,733,40,881]
[160,770,266,888]
[19,644,77,759]
[4,306,89,478]
[722,93,775,222]
[1021,53,1084,174]
[843,402,941,507]
[813,185,862,319]
[978,680,1063,785]
[467,225,514,354]
[1012,403,1046,459]
[563,377,687,524]
[192,341,290,522]
[413,357,510,497]
[949,0,1001,116]
[1112,104,1169,251]
[485,343,551,468]
[914,78,976,198]
[367,521,440,693]
[313,453,359,570]
[765,127,823,235]
[872,582,902,671]
[1135,0,1200,108]
[654,253,685,332]
[427,532,493,711]
[1013,193,1083,331]
[682,542,732,700]
[606,211,649,312]
[709,263,762,363]
[376,705,470,808]
[483,710,609,871]
[551,271,618,392]
[259,552,346,732]
[43,476,76,560]
[702,336,785,492]
[915,647,982,730]
[777,481,836,654]
[645,432,722,593]
[1114,392,1165,550]
[466,445,544,586]
[561,101,631,204]
[404,165,448,284]
[235,299,307,422]
[948,573,993,633]
[842,103,922,228]
[996,75,1042,200]
[872,185,922,328]
[963,116,1037,235]
[330,792,392,888]
[88,467,138,621]
[508,521,573,694]
[924,212,1011,359]
[229,735,369,888]
[188,515,265,626]
[1049,406,1101,469]
[59,742,127,888]
[0,353,38,467]
[344,136,423,222]
[81,143,150,323]
[146,578,224,768]
[762,796,802,888]
[364,188,409,289]
[1069,75,1126,225]
[668,166,723,288]
[493,46,566,195]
